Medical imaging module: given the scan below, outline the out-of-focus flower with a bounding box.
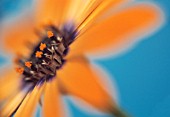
[0,0,164,117]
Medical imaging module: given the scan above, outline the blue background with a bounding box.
[0,0,170,117]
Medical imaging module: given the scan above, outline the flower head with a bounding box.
[0,0,164,117]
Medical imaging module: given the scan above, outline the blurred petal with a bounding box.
[69,3,164,57]
[76,0,129,33]
[0,68,21,102]
[15,83,45,117]
[35,0,69,26]
[0,90,27,117]
[63,0,82,23]
[1,13,37,56]
[58,56,115,112]
[73,0,102,24]
[43,78,65,117]
[62,0,101,24]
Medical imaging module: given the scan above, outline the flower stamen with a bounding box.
[39,43,46,51]
[16,67,24,74]
[47,31,54,38]
[25,61,32,68]
[35,51,43,58]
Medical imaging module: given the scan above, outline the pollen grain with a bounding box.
[47,31,54,38]
[25,61,32,68]
[39,43,46,51]
[35,51,43,58]
[16,67,24,74]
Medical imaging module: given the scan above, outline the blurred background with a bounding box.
[0,0,169,117]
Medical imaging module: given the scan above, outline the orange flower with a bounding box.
[0,0,164,117]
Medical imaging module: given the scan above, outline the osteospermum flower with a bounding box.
[0,0,164,117]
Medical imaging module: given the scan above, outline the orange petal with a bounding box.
[74,0,102,24]
[15,83,45,117]
[69,3,164,57]
[35,0,70,26]
[43,78,65,117]
[62,0,91,24]
[0,90,28,117]
[58,57,116,112]
[1,13,37,56]
[0,68,21,102]
[76,0,129,33]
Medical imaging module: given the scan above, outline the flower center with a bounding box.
[16,25,76,86]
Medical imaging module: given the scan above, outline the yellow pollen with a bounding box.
[25,61,32,68]
[36,51,43,58]
[47,31,54,38]
[39,43,46,51]
[16,67,24,74]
